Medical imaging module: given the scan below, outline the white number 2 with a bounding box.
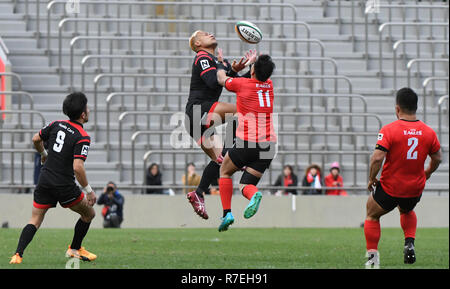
[53,131,66,153]
[407,137,418,160]
[257,90,271,108]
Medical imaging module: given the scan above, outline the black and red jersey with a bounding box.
[187,50,223,107]
[38,120,90,187]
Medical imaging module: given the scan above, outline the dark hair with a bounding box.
[254,54,275,82]
[149,163,159,172]
[63,92,88,121]
[186,162,195,168]
[396,87,418,114]
[283,165,293,175]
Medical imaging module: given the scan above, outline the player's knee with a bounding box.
[82,209,95,222]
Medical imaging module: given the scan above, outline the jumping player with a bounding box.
[364,87,442,268]
[10,92,97,264]
[215,54,277,232]
[185,30,256,219]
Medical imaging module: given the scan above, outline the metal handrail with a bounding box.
[93,73,354,136]
[0,110,46,128]
[143,149,374,188]
[407,58,449,88]
[0,72,23,91]
[364,3,449,69]
[58,17,311,77]
[438,95,449,142]
[0,148,36,185]
[421,76,449,123]
[130,129,378,186]
[117,111,175,180]
[65,34,322,87]
[0,128,38,185]
[0,36,10,55]
[78,53,334,92]
[0,91,35,129]
[105,92,367,139]
[393,40,449,90]
[47,0,300,50]
[378,22,449,87]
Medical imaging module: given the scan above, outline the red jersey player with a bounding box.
[215,54,277,232]
[364,87,442,268]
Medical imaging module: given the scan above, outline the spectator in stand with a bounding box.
[302,164,323,195]
[97,181,124,228]
[182,163,201,194]
[324,162,348,196]
[273,165,298,195]
[144,163,163,194]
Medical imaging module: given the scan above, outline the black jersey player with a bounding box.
[10,92,97,264]
[185,30,256,219]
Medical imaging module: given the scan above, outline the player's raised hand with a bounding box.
[245,49,258,66]
[217,48,225,65]
[231,56,247,72]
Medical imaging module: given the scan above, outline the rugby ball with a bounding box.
[235,21,262,44]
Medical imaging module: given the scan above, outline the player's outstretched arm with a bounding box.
[32,133,47,163]
[74,159,96,206]
[367,149,386,192]
[425,150,442,180]
[216,68,228,87]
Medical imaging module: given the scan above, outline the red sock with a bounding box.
[242,185,258,200]
[364,219,381,251]
[219,178,233,211]
[400,210,417,239]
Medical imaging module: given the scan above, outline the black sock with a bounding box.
[196,161,220,197]
[405,237,415,246]
[71,218,91,250]
[223,209,231,218]
[16,224,37,257]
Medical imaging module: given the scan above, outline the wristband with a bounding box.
[83,184,93,194]
[40,149,48,158]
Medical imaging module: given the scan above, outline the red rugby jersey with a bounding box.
[225,77,277,143]
[376,119,440,198]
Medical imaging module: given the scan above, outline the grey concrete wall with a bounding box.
[0,194,448,229]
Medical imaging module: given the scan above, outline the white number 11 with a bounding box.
[257,90,271,108]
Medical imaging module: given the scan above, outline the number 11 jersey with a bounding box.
[39,120,91,187]
[376,119,440,198]
[225,77,277,144]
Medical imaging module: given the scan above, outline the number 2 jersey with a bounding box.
[376,119,440,198]
[38,120,91,187]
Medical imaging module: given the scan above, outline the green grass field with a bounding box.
[0,228,448,269]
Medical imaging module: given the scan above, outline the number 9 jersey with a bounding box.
[375,119,440,198]
[39,120,91,186]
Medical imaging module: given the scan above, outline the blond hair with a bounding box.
[189,30,202,52]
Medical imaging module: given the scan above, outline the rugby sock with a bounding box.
[364,219,381,251]
[15,224,37,257]
[195,161,220,197]
[242,184,258,200]
[400,210,417,242]
[70,218,91,250]
[219,177,233,216]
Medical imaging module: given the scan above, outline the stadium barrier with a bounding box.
[57,18,312,80]
[1,193,448,228]
[45,0,300,49]
[438,95,449,142]
[78,53,336,93]
[421,75,450,123]
[377,22,449,87]
[393,40,449,90]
